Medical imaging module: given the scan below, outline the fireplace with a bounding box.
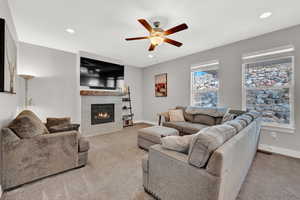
[91,104,115,125]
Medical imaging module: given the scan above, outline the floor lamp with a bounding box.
[19,74,35,109]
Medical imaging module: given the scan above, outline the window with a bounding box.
[191,61,219,107]
[243,55,294,128]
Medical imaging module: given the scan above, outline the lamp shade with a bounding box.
[19,74,35,80]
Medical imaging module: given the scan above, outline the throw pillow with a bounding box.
[193,114,216,126]
[161,135,194,154]
[48,124,80,133]
[235,115,252,125]
[17,110,49,134]
[185,106,228,117]
[176,106,194,122]
[246,110,261,120]
[46,117,71,129]
[236,119,247,128]
[8,115,46,138]
[169,109,185,122]
[224,120,244,132]
[188,124,236,168]
[221,109,236,123]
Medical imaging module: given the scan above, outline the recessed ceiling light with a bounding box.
[260,12,272,19]
[66,28,75,34]
[148,54,154,58]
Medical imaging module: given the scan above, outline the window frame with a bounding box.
[190,62,219,107]
[242,55,295,131]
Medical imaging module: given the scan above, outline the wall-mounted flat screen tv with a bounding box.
[80,57,124,90]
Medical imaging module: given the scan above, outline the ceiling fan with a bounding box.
[125,19,188,51]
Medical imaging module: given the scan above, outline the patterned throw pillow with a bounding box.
[169,109,185,122]
[224,120,244,132]
[235,115,253,125]
[221,109,236,123]
[246,110,261,120]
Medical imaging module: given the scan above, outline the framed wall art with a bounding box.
[0,18,17,94]
[155,73,167,97]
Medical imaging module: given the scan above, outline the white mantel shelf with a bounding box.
[80,90,124,96]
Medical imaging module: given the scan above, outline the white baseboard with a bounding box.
[259,144,300,159]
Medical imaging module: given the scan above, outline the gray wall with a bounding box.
[0,0,18,192]
[142,25,300,152]
[0,0,18,129]
[18,43,144,123]
[18,42,79,122]
[125,66,143,121]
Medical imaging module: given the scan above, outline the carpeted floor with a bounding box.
[2,124,300,200]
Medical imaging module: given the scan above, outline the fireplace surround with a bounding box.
[81,90,123,136]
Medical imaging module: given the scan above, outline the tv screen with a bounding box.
[80,57,124,90]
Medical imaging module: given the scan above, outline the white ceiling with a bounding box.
[8,0,300,67]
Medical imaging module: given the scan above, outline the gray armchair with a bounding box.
[1,111,89,190]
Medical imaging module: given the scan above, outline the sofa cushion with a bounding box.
[245,110,261,120]
[222,109,236,123]
[181,123,209,135]
[79,137,90,152]
[46,117,71,129]
[48,124,80,133]
[235,114,252,125]
[185,106,227,117]
[163,121,208,135]
[192,114,216,126]
[176,106,194,122]
[238,119,247,128]
[215,117,224,125]
[8,110,49,138]
[224,120,244,132]
[161,135,194,154]
[188,124,236,168]
[169,109,185,122]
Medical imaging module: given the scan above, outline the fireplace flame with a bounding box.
[96,112,110,119]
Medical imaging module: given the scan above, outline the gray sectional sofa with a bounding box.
[161,106,245,135]
[143,108,261,200]
[1,110,89,190]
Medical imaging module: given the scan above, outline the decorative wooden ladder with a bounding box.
[122,86,134,127]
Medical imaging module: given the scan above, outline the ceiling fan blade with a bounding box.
[164,38,183,47]
[125,36,149,41]
[148,44,156,51]
[164,23,188,36]
[138,19,153,32]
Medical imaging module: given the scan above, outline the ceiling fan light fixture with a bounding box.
[125,19,188,51]
[150,36,164,46]
[149,31,164,46]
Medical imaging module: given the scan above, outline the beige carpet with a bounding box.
[2,124,300,200]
